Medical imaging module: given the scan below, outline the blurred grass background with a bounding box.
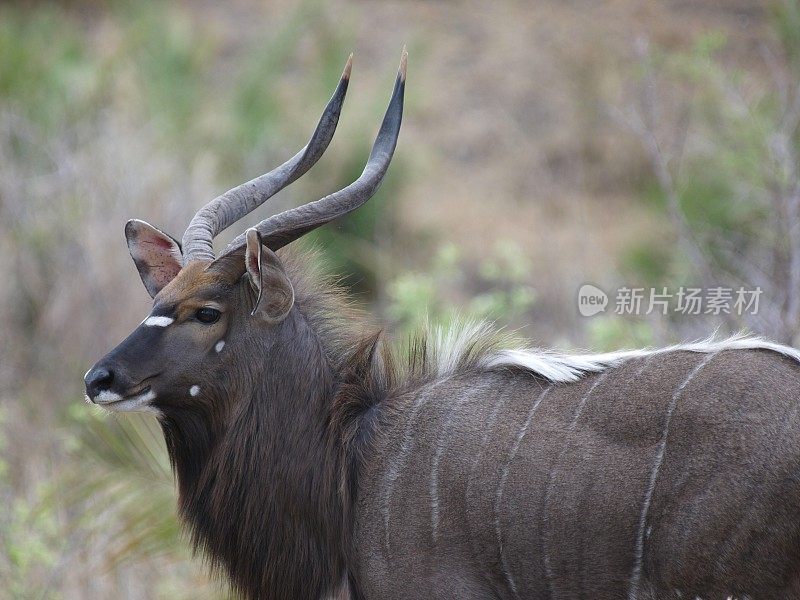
[2,0,799,596]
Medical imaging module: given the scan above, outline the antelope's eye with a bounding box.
[195,307,221,324]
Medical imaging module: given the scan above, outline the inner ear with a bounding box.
[125,219,183,298]
[245,229,294,322]
[245,230,264,304]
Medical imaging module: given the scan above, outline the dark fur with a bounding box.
[154,249,514,599]
[95,248,800,599]
[156,252,351,599]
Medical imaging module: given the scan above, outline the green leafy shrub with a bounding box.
[387,241,537,334]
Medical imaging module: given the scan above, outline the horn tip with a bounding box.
[343,53,354,80]
[399,46,408,81]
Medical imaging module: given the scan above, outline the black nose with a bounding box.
[85,367,114,399]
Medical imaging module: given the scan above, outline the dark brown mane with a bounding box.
[156,247,386,599]
[154,245,508,598]
[278,246,375,371]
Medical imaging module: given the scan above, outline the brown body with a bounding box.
[84,52,800,599]
[354,350,800,599]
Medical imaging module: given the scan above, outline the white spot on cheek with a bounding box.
[215,340,225,353]
[143,316,174,327]
[190,385,200,397]
[138,389,157,403]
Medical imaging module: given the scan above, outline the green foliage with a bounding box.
[771,0,800,75]
[585,315,656,352]
[619,244,672,286]
[307,152,405,295]
[0,7,98,129]
[621,12,800,342]
[3,489,62,599]
[119,2,211,137]
[387,241,536,333]
[0,408,64,600]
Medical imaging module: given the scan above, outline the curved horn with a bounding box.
[222,48,406,255]
[181,55,353,263]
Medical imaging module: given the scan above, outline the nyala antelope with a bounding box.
[85,50,800,600]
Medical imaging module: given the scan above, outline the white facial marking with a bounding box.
[84,369,91,380]
[143,316,174,327]
[138,389,157,403]
[190,385,200,397]
[93,388,158,414]
[215,340,225,353]
[96,390,122,403]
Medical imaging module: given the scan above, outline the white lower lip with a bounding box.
[91,388,158,414]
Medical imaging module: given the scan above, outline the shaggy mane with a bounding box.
[277,247,375,372]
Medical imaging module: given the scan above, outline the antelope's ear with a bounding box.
[125,219,183,298]
[245,229,294,322]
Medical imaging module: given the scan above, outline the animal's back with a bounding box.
[353,348,800,600]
